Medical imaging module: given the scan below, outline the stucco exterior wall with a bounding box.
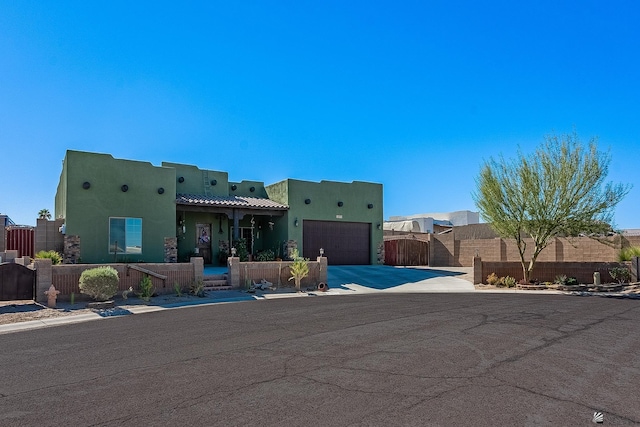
[267,179,383,264]
[55,151,384,266]
[163,162,229,197]
[57,150,177,263]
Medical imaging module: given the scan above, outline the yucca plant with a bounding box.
[288,249,309,292]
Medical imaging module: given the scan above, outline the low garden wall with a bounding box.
[476,259,632,284]
[227,256,328,289]
[34,258,202,303]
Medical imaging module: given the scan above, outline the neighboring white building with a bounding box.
[385,210,480,233]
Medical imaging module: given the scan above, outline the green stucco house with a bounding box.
[55,150,383,266]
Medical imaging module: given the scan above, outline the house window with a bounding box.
[109,217,142,254]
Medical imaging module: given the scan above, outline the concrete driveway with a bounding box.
[326,265,475,293]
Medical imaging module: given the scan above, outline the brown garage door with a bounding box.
[303,220,370,265]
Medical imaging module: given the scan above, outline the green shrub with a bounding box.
[232,238,249,262]
[566,277,579,286]
[502,276,516,288]
[79,266,119,301]
[554,275,568,286]
[137,275,155,301]
[618,246,640,262]
[35,250,62,265]
[609,267,631,284]
[486,272,500,286]
[256,249,275,262]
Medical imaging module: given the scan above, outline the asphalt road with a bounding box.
[1,293,639,426]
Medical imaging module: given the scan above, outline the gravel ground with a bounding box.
[0,301,93,325]
[0,294,214,325]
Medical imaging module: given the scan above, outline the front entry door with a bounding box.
[196,223,212,264]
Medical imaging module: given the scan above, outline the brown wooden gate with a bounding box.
[384,239,429,266]
[0,263,36,300]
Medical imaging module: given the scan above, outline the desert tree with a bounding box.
[473,131,631,282]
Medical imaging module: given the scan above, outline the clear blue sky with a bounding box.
[1,1,638,228]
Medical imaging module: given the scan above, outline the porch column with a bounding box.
[233,209,240,240]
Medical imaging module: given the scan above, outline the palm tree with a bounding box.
[38,209,51,220]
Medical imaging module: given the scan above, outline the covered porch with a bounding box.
[175,193,289,265]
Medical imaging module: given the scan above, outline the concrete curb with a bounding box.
[0,312,104,334]
[3,287,635,336]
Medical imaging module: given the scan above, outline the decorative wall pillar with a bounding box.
[164,237,177,263]
[63,235,81,264]
[631,256,640,283]
[317,256,328,284]
[191,256,204,283]
[377,241,385,264]
[227,256,240,288]
[473,256,483,285]
[34,258,52,304]
[285,240,297,259]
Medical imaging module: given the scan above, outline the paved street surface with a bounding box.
[1,293,639,426]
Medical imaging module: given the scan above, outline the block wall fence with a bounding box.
[34,258,202,303]
[474,258,633,284]
[428,234,640,268]
[227,256,328,289]
[31,256,328,303]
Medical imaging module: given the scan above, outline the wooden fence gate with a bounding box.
[0,263,35,300]
[384,239,429,266]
